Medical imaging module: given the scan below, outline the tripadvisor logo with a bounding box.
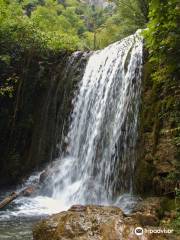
[134,227,174,236]
[134,227,143,236]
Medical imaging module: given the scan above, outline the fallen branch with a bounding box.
[0,170,49,210]
[0,185,38,210]
[0,192,18,209]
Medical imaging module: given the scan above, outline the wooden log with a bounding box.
[0,185,37,210]
[0,192,18,209]
[0,170,49,210]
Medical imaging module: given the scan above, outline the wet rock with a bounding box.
[130,212,159,227]
[134,58,179,196]
[130,197,162,226]
[69,205,87,212]
[0,51,90,187]
[39,171,49,184]
[132,197,161,216]
[33,205,168,240]
[20,185,37,197]
[153,176,176,197]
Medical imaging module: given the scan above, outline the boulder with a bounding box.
[33,205,168,240]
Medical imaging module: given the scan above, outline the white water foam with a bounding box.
[0,31,143,220]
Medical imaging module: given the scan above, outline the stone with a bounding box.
[33,205,168,240]
[21,185,36,197]
[132,197,161,216]
[39,171,49,184]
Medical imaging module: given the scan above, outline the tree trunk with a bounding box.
[0,186,37,210]
[0,192,18,209]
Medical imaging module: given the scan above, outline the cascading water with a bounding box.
[0,31,143,240]
[50,30,143,209]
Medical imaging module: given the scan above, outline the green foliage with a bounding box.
[29,0,85,50]
[1,0,170,97]
[0,0,150,54]
[169,188,180,234]
[114,0,149,37]
[0,0,118,53]
[90,0,149,49]
[144,3,180,186]
[0,0,47,96]
[144,0,180,83]
[80,0,149,49]
[0,0,85,96]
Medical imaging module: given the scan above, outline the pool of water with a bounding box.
[0,188,138,239]
[0,216,40,240]
[0,190,68,240]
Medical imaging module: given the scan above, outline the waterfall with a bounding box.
[0,32,143,229]
[50,31,143,209]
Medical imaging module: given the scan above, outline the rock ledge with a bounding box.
[33,203,169,240]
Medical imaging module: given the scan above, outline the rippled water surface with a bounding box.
[0,190,63,240]
[0,190,139,239]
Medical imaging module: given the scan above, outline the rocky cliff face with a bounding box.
[0,51,90,186]
[134,55,180,196]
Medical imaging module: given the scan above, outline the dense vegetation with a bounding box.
[143,0,180,233]
[0,0,149,53]
[0,0,150,97]
[144,0,179,181]
[144,0,179,83]
[1,0,179,90]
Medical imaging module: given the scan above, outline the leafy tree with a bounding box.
[80,4,114,49]
[113,0,149,38]
[144,0,180,82]
[89,0,149,49]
